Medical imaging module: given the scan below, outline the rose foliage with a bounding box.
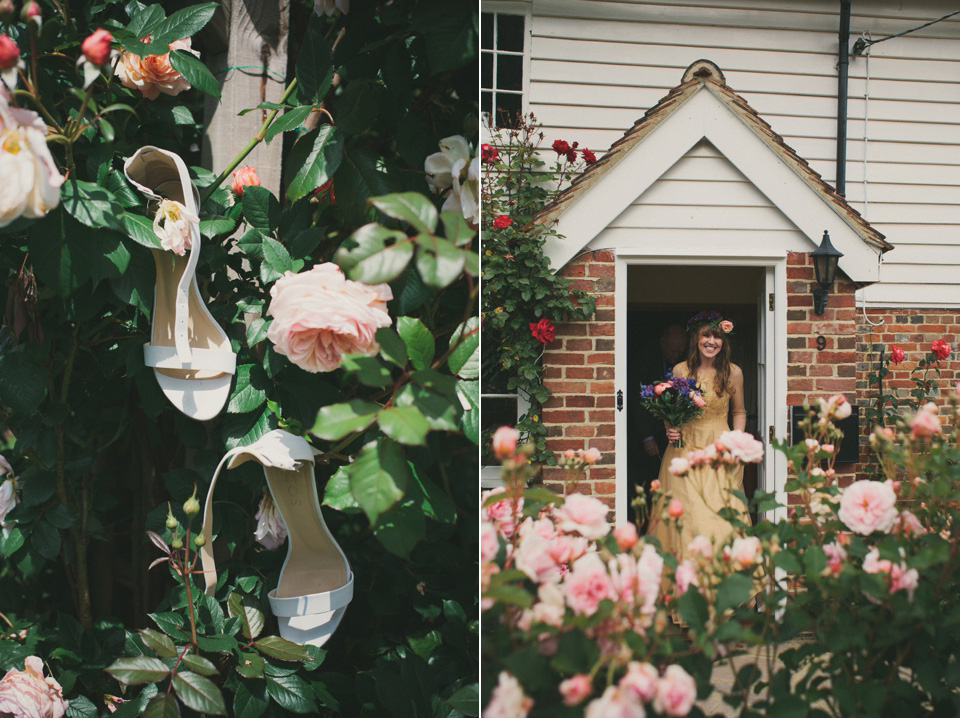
[483,379,960,717]
[0,1,478,717]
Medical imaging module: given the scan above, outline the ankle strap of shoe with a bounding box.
[200,448,243,596]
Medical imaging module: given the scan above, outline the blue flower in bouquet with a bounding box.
[637,374,706,447]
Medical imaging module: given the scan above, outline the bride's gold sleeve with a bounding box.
[730,364,747,431]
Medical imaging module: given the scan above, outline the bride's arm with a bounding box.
[730,365,747,431]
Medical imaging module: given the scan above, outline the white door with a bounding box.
[757,266,778,515]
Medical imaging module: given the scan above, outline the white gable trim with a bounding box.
[543,86,882,282]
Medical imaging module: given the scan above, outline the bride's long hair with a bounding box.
[685,326,732,396]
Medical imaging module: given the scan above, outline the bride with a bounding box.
[647,311,752,561]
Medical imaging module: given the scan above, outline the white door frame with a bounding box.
[614,255,789,525]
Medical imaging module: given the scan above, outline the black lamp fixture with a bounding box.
[811,230,843,315]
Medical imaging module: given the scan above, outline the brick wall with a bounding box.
[541,250,617,511]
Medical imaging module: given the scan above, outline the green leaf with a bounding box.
[0,351,47,416]
[440,211,476,247]
[296,27,335,103]
[169,49,221,98]
[395,384,460,432]
[149,612,188,641]
[199,216,237,238]
[373,499,425,558]
[262,236,294,276]
[335,223,413,285]
[322,466,361,512]
[235,651,265,679]
[106,656,171,685]
[227,591,265,640]
[397,317,435,371]
[376,327,408,368]
[285,125,344,202]
[233,682,269,718]
[172,671,227,716]
[459,380,479,445]
[138,628,176,658]
[227,364,268,415]
[289,227,324,259]
[311,400,380,441]
[180,654,218,677]
[31,520,61,560]
[410,465,457,524]
[66,696,100,718]
[127,4,166,40]
[349,438,409,524]
[152,3,218,47]
[1,528,25,556]
[61,180,125,231]
[676,589,708,633]
[195,633,239,653]
[448,317,479,378]
[369,193,438,234]
[378,406,430,446]
[334,80,382,135]
[266,674,318,714]
[419,2,476,73]
[336,149,399,225]
[242,186,280,231]
[716,572,756,614]
[265,105,315,144]
[254,635,311,662]
[340,355,393,387]
[415,235,465,289]
[143,694,180,718]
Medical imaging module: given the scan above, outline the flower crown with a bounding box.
[686,310,734,335]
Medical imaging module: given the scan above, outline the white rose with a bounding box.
[0,97,64,227]
[153,198,198,255]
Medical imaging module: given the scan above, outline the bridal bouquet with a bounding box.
[639,373,706,447]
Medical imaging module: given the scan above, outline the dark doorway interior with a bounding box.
[626,264,763,526]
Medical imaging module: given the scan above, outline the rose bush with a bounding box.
[0,1,477,716]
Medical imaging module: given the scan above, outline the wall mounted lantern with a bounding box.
[811,230,843,315]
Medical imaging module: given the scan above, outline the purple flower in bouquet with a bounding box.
[637,375,705,448]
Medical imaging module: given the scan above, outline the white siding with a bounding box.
[518,0,960,307]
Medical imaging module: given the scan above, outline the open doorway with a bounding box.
[625,264,765,526]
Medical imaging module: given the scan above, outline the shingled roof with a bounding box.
[532,59,892,254]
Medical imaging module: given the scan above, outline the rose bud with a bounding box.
[231,165,261,197]
[183,485,200,516]
[20,0,40,26]
[165,503,178,530]
[193,534,206,547]
[667,498,684,519]
[0,0,14,22]
[0,34,18,70]
[82,29,114,66]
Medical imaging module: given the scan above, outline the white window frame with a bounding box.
[481,4,532,130]
[480,390,531,488]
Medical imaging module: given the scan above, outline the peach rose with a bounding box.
[0,656,68,718]
[838,480,897,535]
[613,522,638,551]
[266,263,392,373]
[691,391,706,408]
[582,446,602,465]
[910,405,942,439]
[667,499,683,519]
[726,536,761,568]
[492,426,518,459]
[153,198,198,256]
[231,166,261,197]
[653,382,672,396]
[115,37,199,100]
[719,319,734,334]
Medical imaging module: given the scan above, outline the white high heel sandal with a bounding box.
[200,430,354,647]
[124,146,236,421]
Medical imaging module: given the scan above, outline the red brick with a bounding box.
[596,295,615,307]
[594,481,617,495]
[787,323,812,335]
[567,425,597,438]
[789,281,810,293]
[815,351,856,364]
[591,439,615,452]
[556,323,587,336]
[544,367,562,379]
[562,264,586,278]
[543,409,585,423]
[788,379,814,391]
[587,264,615,277]
[565,279,594,292]
[590,383,615,395]
[595,423,615,437]
[789,351,814,363]
[596,366,615,380]
[553,381,587,394]
[593,250,615,262]
[787,266,814,280]
[814,378,856,391]
[788,294,813,307]
[589,323,615,336]
[809,365,833,377]
[597,396,615,408]
[587,353,615,364]
[551,353,586,365]
[545,438,585,452]
[594,309,615,322]
[589,468,615,479]
[566,367,594,379]
[566,395,596,408]
[542,396,563,409]
[566,339,593,352]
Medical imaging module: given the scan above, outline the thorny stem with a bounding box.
[199,78,299,206]
[182,525,199,647]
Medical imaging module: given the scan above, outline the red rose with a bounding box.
[890,345,905,365]
[565,149,578,162]
[492,215,512,229]
[0,34,18,70]
[932,339,951,360]
[530,318,555,344]
[82,28,114,66]
[481,144,499,164]
[582,148,597,165]
[552,139,571,155]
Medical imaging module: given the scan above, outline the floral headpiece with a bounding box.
[686,310,734,335]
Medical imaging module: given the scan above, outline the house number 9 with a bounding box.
[817,335,826,351]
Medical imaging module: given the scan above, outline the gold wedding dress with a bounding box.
[647,364,751,562]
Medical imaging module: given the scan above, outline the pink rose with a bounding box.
[726,536,761,568]
[584,686,645,718]
[515,529,561,584]
[818,394,852,420]
[231,166,261,197]
[115,37,199,100]
[0,463,16,535]
[81,29,113,66]
[667,499,683,519]
[0,34,18,70]
[563,552,615,615]
[619,661,658,703]
[890,345,905,365]
[687,535,713,560]
[691,392,706,408]
[821,444,835,454]
[650,479,661,491]
[717,430,764,463]
[653,382,672,396]
[555,494,611,540]
[675,559,699,595]
[529,583,566,628]
[480,521,499,563]
[0,656,68,718]
[613,522,638,551]
[686,449,707,467]
[153,198,198,256]
[583,446,602,465]
[492,426,519,459]
[483,672,532,718]
[896,510,926,537]
[482,488,522,539]
[253,493,287,550]
[668,457,689,476]
[889,562,919,601]
[653,664,697,717]
[910,405,942,439]
[266,263,392,373]
[559,674,593,706]
[719,320,734,334]
[822,541,846,576]
[838,480,898,535]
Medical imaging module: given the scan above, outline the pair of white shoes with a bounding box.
[124,147,352,647]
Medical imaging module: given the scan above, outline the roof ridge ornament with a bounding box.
[681,59,725,86]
